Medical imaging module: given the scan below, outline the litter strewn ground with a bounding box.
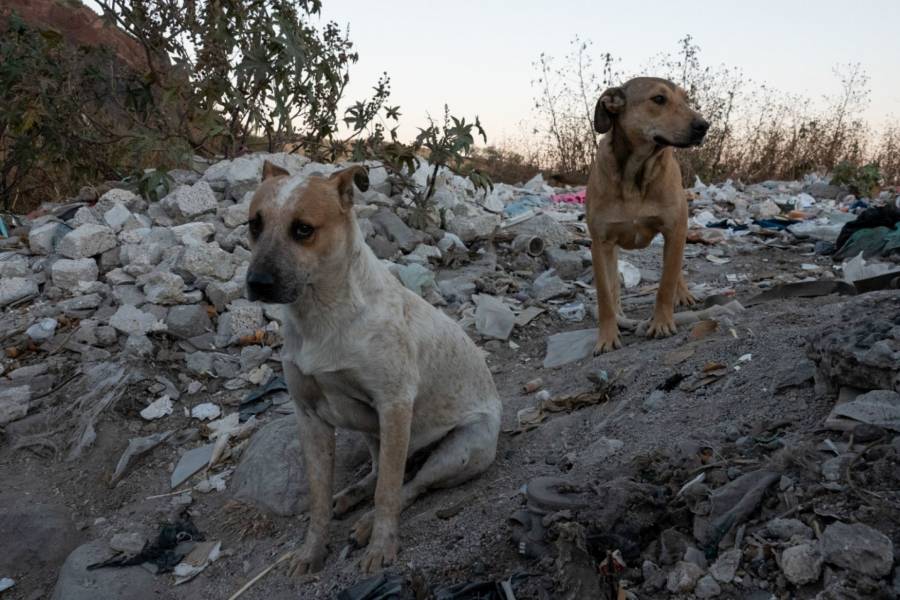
[1,155,899,599]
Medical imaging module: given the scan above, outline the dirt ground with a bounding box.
[1,237,897,599]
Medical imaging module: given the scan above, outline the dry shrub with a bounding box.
[526,35,899,187]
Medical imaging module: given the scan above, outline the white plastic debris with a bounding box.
[190,402,221,421]
[0,578,15,592]
[558,302,586,322]
[842,253,895,283]
[173,540,221,585]
[194,470,230,493]
[706,254,731,265]
[691,210,717,227]
[793,193,816,209]
[617,260,641,289]
[474,294,516,340]
[140,395,173,420]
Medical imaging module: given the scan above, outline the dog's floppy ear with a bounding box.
[262,160,290,181]
[594,87,626,134]
[329,165,369,209]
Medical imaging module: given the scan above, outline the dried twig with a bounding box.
[227,551,294,600]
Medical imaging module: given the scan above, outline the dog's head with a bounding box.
[245,161,369,304]
[593,77,709,148]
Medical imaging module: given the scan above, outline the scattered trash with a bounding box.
[173,540,221,585]
[474,294,516,340]
[140,396,174,421]
[511,234,545,257]
[557,301,585,322]
[434,577,519,600]
[841,252,897,283]
[239,376,287,421]
[617,260,641,288]
[705,253,731,265]
[337,573,409,600]
[190,403,221,421]
[170,444,216,489]
[111,430,174,484]
[0,578,14,592]
[88,511,203,575]
[543,329,596,369]
[522,378,543,394]
[510,382,619,434]
[832,204,900,259]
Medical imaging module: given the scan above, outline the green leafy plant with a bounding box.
[405,106,492,228]
[137,169,175,203]
[831,161,882,198]
[96,0,360,157]
[0,13,187,210]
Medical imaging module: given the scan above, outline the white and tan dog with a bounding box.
[245,162,502,574]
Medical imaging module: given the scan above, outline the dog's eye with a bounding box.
[291,221,315,242]
[249,213,263,239]
[651,95,666,105]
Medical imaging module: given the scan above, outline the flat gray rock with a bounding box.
[51,541,162,600]
[822,521,894,577]
[0,495,82,576]
[231,416,368,516]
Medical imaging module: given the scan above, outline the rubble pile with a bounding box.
[0,152,899,598]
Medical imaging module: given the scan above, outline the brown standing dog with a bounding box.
[586,77,709,353]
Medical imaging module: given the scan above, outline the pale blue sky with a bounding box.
[319,0,900,143]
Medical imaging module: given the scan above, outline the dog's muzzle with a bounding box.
[688,118,710,145]
[246,270,277,303]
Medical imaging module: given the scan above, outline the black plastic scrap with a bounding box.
[337,573,408,600]
[87,511,203,574]
[433,579,518,600]
[239,376,287,422]
[337,574,520,600]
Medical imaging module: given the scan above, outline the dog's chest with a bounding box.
[310,371,379,433]
[588,211,664,249]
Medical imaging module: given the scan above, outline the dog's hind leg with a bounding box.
[333,434,379,518]
[351,411,500,546]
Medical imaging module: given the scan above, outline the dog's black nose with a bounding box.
[691,119,710,136]
[246,270,276,301]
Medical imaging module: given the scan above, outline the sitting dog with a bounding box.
[245,162,502,574]
[586,77,709,353]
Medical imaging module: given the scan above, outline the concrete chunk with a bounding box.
[58,224,117,259]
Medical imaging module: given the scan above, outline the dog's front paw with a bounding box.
[593,327,622,354]
[646,314,677,338]
[360,534,399,573]
[350,510,374,547]
[288,541,328,576]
